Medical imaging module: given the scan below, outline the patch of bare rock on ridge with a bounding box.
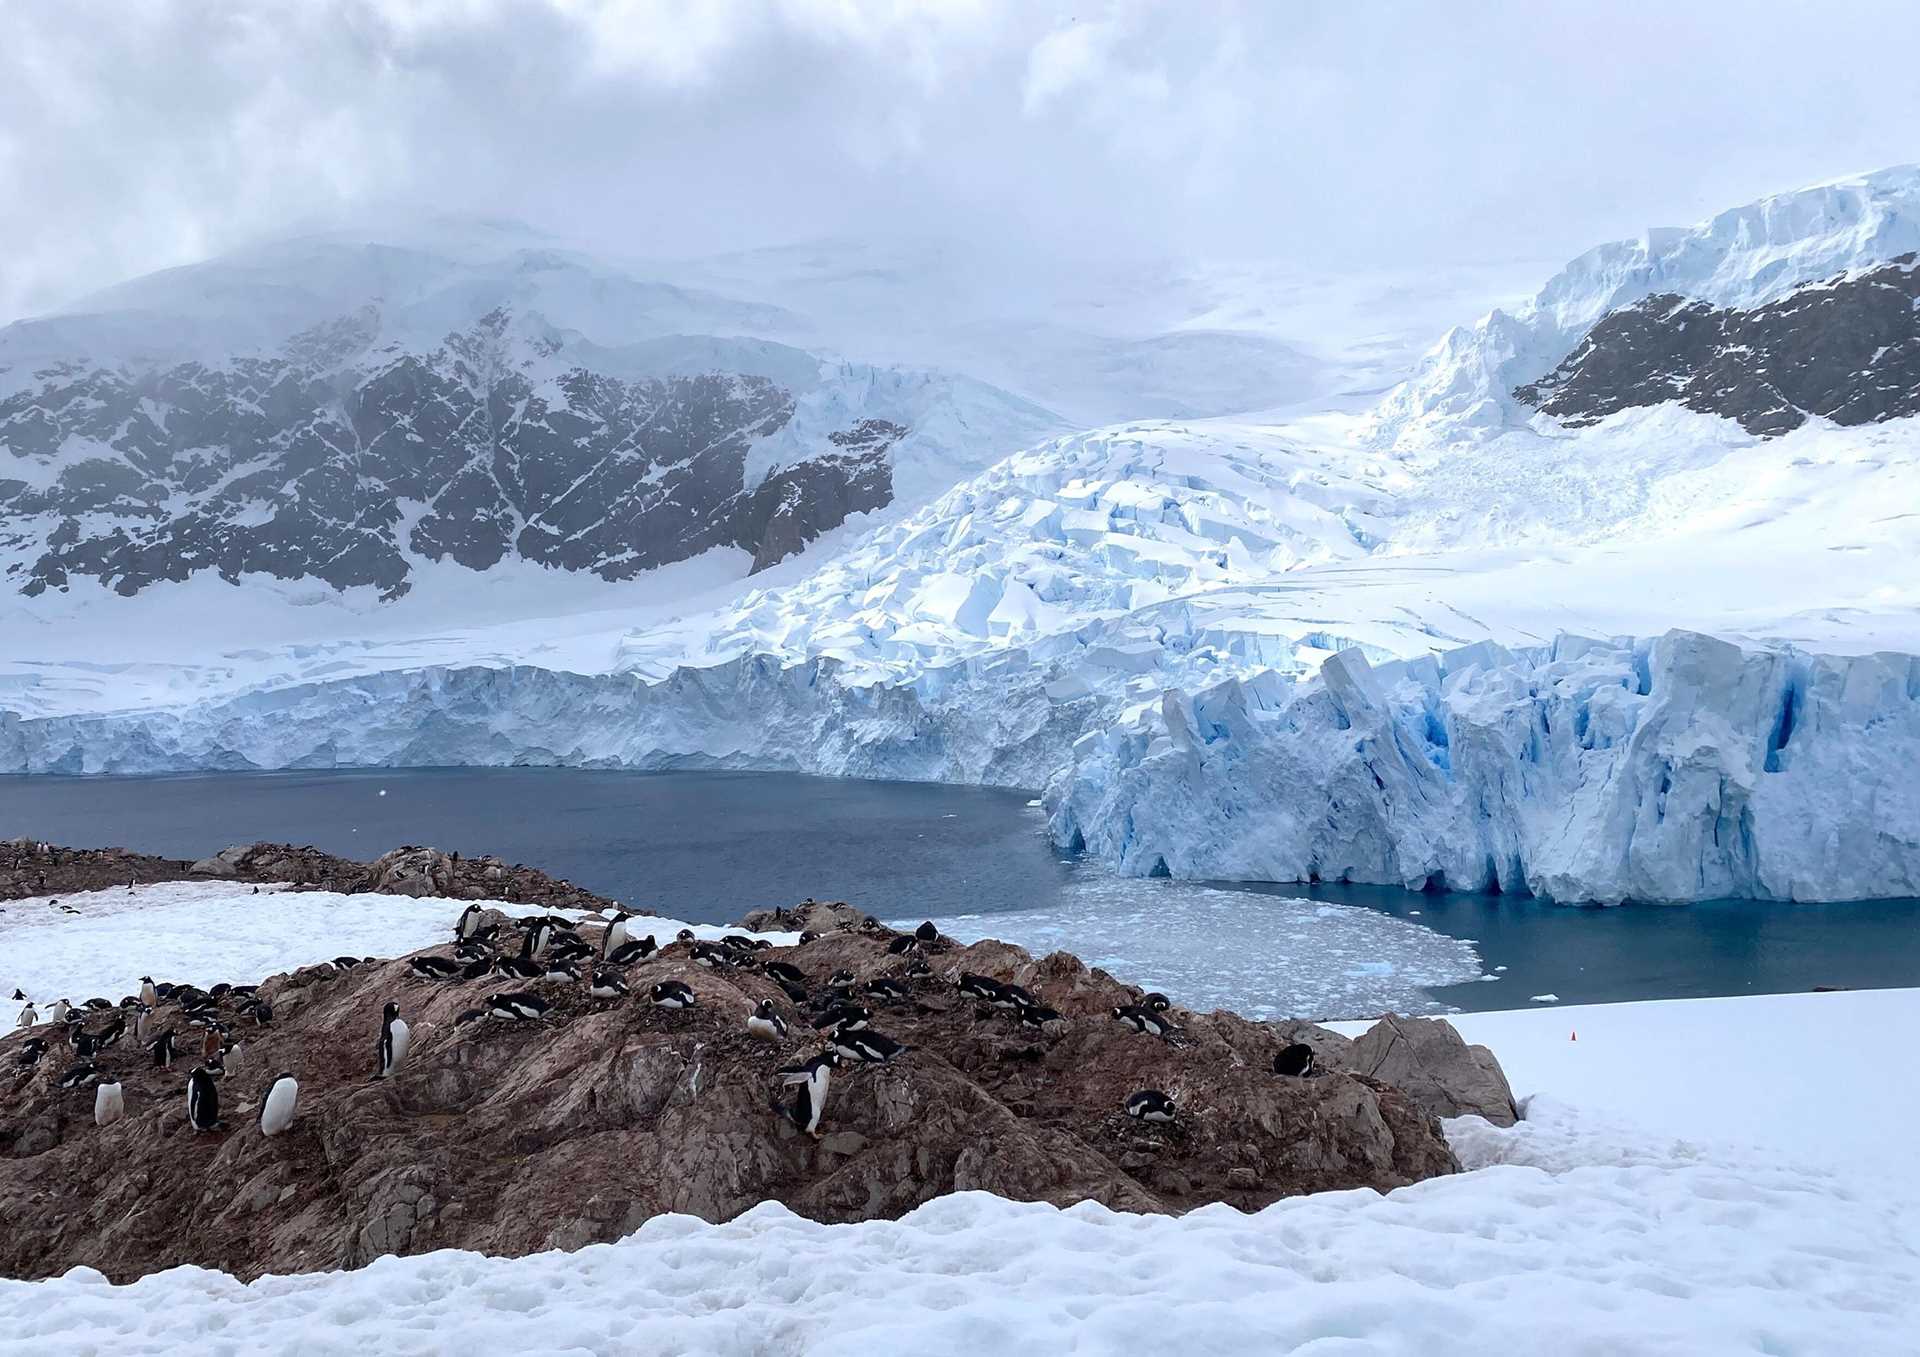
[2,839,629,914]
[0,894,1515,1283]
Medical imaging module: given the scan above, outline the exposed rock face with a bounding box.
[0,920,1463,1282]
[1515,253,1920,435]
[1347,1013,1518,1126]
[2,839,632,914]
[0,309,922,599]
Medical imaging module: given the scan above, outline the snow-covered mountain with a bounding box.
[7,173,1920,903]
[0,224,1065,600]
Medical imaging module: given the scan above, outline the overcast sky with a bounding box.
[3,0,1917,323]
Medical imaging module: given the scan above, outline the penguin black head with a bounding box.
[915,921,939,942]
[676,929,695,943]
[383,1001,400,1023]
[797,931,819,945]
[1141,992,1172,1013]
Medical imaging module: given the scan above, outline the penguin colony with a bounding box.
[5,902,1325,1167]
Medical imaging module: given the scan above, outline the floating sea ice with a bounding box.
[1531,994,1561,1003]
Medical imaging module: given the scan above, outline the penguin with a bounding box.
[409,954,463,981]
[378,1002,411,1078]
[1141,992,1172,1014]
[1124,1090,1177,1123]
[690,942,731,969]
[903,958,933,980]
[586,966,628,999]
[797,930,820,946]
[454,940,494,962]
[721,934,756,953]
[154,982,177,1001]
[771,974,809,1006]
[674,928,696,944]
[1112,1005,1171,1038]
[248,1001,274,1027]
[525,919,555,959]
[139,976,158,1008]
[649,980,696,1010]
[453,1008,488,1027]
[1273,1043,1316,1078]
[991,983,1036,1013]
[957,974,1003,1003]
[810,1003,871,1033]
[209,984,232,1001]
[84,997,113,1012]
[260,1072,299,1137]
[830,1029,909,1065]
[94,1080,125,1127]
[885,935,918,955]
[746,1000,788,1042]
[456,903,484,942]
[223,1038,245,1072]
[601,910,634,957]
[149,1029,179,1068]
[186,1066,221,1131]
[57,1062,100,1089]
[16,1037,47,1068]
[14,1003,34,1028]
[605,937,654,967]
[484,991,550,1022]
[862,978,909,1004]
[914,920,939,943]
[133,1005,153,1046]
[47,998,71,1025]
[332,956,363,970]
[70,1028,98,1059]
[8,988,23,1001]
[773,1050,839,1138]
[494,949,543,981]
[93,1014,126,1050]
[541,958,581,984]
[826,969,856,995]
[762,960,806,987]
[551,935,595,964]
[1017,1004,1064,1030]
[453,955,488,981]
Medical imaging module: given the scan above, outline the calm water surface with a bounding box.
[5,767,1918,1017]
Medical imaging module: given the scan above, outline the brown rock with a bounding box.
[1347,1014,1519,1126]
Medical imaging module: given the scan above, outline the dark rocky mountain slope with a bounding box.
[1516,254,1920,434]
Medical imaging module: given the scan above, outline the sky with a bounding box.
[2,0,1918,324]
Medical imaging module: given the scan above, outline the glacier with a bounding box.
[1046,630,1920,904]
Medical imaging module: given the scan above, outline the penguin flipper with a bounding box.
[769,1089,806,1129]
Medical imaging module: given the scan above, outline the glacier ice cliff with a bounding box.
[1045,630,1920,904]
[3,628,1918,904]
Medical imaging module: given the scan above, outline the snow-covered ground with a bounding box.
[0,882,796,1031]
[1,888,1914,1352]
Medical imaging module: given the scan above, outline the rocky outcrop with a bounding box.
[3,839,633,914]
[0,919,1464,1282]
[1515,253,1920,435]
[1348,1014,1518,1126]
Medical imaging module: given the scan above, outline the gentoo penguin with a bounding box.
[155,982,178,1001]
[903,959,933,980]
[1273,1043,1316,1078]
[58,1062,100,1089]
[260,1072,299,1137]
[690,942,730,969]
[773,1050,839,1138]
[70,1028,98,1059]
[825,969,856,995]
[93,1014,126,1050]
[771,974,809,1006]
[586,966,628,999]
[746,1000,789,1042]
[915,920,939,943]
[186,1066,221,1131]
[139,976,159,1008]
[797,931,820,946]
[248,1001,274,1027]
[47,998,71,1025]
[1124,1090,1176,1123]
[14,1003,34,1028]
[456,903,484,942]
[94,1080,125,1127]
[602,911,634,957]
[762,960,806,987]
[210,984,232,1001]
[885,935,917,956]
[1017,1004,1064,1030]
[830,1029,908,1065]
[149,1029,179,1068]
[133,1005,153,1046]
[957,974,1003,1003]
[8,988,22,1001]
[453,1008,488,1027]
[649,980,696,1010]
[990,983,1035,1013]
[809,1003,871,1033]
[721,934,755,953]
[1141,992,1172,1014]
[605,938,653,967]
[862,978,909,1004]
[495,947,543,981]
[409,954,463,981]
[378,1002,411,1078]
[484,991,550,1022]
[675,928,696,944]
[16,1037,47,1068]
[525,919,555,959]
[84,996,113,1011]
[331,956,363,970]
[454,940,494,962]
[1112,1005,1172,1038]
[542,959,581,984]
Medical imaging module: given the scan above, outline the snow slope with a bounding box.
[1,891,1914,1353]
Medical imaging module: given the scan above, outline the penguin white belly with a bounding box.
[385,1018,412,1076]
[802,1068,831,1135]
[747,1016,783,1041]
[260,1076,299,1136]
[94,1081,124,1127]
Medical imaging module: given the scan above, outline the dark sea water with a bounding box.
[5,767,1919,1017]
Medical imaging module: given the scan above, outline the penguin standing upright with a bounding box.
[48,999,70,1025]
[378,1002,411,1079]
[139,976,159,1008]
[260,1072,299,1137]
[456,904,483,942]
[914,920,939,943]
[602,911,633,957]
[94,1080,125,1127]
[186,1066,221,1131]
[133,1004,153,1046]
[774,1050,839,1138]
[14,1003,34,1029]
[746,1000,789,1041]
[149,1029,178,1068]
